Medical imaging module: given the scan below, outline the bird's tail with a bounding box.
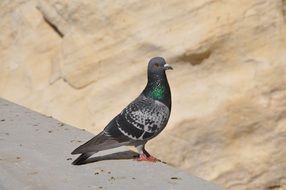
[72,152,94,165]
[71,131,128,165]
[71,131,125,155]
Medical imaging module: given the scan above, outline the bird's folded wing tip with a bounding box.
[71,149,80,155]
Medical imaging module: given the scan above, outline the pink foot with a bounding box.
[135,154,158,162]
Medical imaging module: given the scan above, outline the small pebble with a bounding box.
[58,123,64,127]
[170,177,181,180]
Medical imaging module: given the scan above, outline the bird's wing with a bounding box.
[109,95,170,141]
[71,95,170,154]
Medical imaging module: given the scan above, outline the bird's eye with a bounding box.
[154,63,160,68]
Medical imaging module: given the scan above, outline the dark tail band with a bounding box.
[72,153,93,165]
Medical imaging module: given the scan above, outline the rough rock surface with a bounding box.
[0,0,286,189]
[0,98,223,190]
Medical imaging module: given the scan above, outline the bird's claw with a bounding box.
[135,154,159,162]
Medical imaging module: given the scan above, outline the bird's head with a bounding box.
[148,57,173,74]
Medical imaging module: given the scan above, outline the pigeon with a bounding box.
[71,57,173,165]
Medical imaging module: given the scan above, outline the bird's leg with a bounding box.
[135,144,158,162]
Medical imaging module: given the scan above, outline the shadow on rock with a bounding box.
[82,150,139,165]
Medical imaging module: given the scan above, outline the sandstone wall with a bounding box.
[1,0,286,189]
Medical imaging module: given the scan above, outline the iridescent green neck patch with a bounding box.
[151,86,165,99]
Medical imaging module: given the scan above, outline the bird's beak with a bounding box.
[164,63,173,70]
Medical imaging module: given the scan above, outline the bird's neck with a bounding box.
[142,73,171,108]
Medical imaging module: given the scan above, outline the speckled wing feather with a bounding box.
[71,95,170,155]
[107,95,170,141]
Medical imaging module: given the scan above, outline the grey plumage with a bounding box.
[116,95,170,141]
[71,57,172,165]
